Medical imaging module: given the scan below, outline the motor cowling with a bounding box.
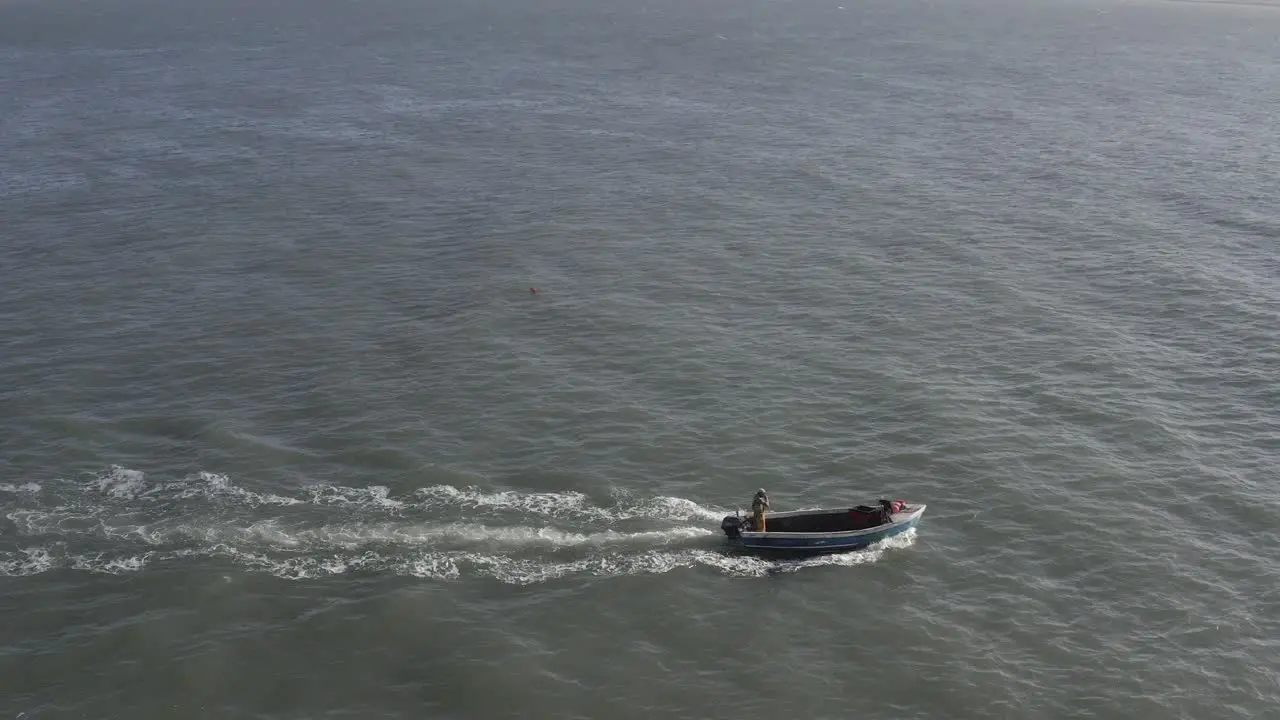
[721,515,743,539]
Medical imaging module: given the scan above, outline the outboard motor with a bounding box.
[721,515,743,539]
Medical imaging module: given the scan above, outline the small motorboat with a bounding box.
[720,498,925,554]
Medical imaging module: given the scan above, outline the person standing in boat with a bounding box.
[751,489,770,532]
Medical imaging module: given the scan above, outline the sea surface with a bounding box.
[2,0,1278,717]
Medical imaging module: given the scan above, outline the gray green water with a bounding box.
[3,0,1278,717]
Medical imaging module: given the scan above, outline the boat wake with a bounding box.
[1,466,915,583]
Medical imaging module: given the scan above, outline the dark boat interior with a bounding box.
[748,505,892,533]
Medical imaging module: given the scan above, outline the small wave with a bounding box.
[0,482,42,494]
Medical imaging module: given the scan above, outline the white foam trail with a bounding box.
[413,485,729,522]
[6,508,109,537]
[403,554,463,580]
[189,529,918,583]
[91,466,148,499]
[176,472,301,506]
[0,530,915,581]
[7,465,891,583]
[450,550,699,585]
[0,547,54,576]
[205,522,717,553]
[451,523,714,549]
[0,547,161,576]
[224,548,389,579]
[35,467,732,524]
[306,484,404,509]
[16,518,716,552]
[69,552,154,574]
[77,466,300,506]
[613,494,729,522]
[466,528,917,583]
[414,485,609,519]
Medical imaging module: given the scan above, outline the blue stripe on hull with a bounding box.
[730,518,918,553]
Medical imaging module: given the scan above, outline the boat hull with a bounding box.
[725,504,925,554]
